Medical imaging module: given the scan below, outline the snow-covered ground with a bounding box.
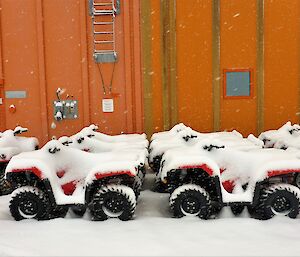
[0,174,300,257]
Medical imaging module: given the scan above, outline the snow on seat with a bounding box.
[259,121,300,149]
[0,128,38,162]
[58,135,148,166]
[6,140,142,205]
[151,123,187,141]
[77,125,148,143]
[149,126,262,164]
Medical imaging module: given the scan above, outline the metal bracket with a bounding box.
[88,0,120,16]
[94,52,117,63]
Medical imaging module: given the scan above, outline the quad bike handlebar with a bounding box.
[203,144,225,152]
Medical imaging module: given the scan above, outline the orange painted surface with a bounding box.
[0,0,143,145]
[264,0,300,130]
[176,0,213,132]
[1,0,45,140]
[220,0,257,136]
[150,0,164,133]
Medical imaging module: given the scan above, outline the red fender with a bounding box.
[11,167,43,179]
[94,170,135,180]
[268,169,300,178]
[178,164,214,176]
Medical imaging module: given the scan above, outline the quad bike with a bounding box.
[58,126,149,217]
[59,134,148,216]
[157,140,300,220]
[149,125,262,192]
[149,124,261,174]
[6,140,143,221]
[259,121,300,149]
[0,126,38,195]
[77,124,148,143]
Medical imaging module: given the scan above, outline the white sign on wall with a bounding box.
[102,98,114,113]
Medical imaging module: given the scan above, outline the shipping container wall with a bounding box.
[143,0,300,136]
[0,0,143,145]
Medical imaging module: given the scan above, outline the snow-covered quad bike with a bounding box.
[0,126,39,195]
[149,124,262,174]
[150,123,187,142]
[259,121,300,149]
[5,140,143,221]
[158,141,300,220]
[58,134,148,217]
[77,124,148,145]
[150,125,263,192]
[59,134,148,186]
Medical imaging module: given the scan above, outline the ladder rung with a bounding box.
[93,3,113,6]
[94,21,114,25]
[94,31,113,35]
[94,50,115,53]
[93,9,115,15]
[94,40,114,44]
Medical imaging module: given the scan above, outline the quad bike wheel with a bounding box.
[230,204,245,216]
[90,184,136,221]
[0,164,12,196]
[48,205,69,219]
[71,205,86,217]
[294,173,300,188]
[0,172,12,196]
[152,178,169,193]
[169,184,211,219]
[252,184,300,220]
[9,186,50,221]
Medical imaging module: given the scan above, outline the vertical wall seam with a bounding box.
[161,0,177,130]
[212,0,221,132]
[36,0,49,144]
[123,1,134,132]
[129,1,137,131]
[141,0,153,136]
[161,0,170,130]
[79,1,91,125]
[169,0,177,127]
[0,1,6,130]
[133,0,144,132]
[257,0,265,133]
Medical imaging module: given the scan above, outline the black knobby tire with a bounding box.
[170,184,211,219]
[253,184,300,220]
[90,185,136,221]
[0,163,12,196]
[294,173,300,188]
[230,204,245,216]
[71,205,86,217]
[9,186,50,221]
[0,171,12,196]
[152,179,168,193]
[48,205,69,219]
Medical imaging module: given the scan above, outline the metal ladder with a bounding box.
[89,0,120,63]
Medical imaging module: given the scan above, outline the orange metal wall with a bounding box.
[0,0,143,145]
[264,0,300,129]
[147,0,300,136]
[150,0,164,133]
[1,0,300,141]
[220,0,257,135]
[176,0,213,132]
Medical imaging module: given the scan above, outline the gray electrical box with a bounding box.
[53,100,78,121]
